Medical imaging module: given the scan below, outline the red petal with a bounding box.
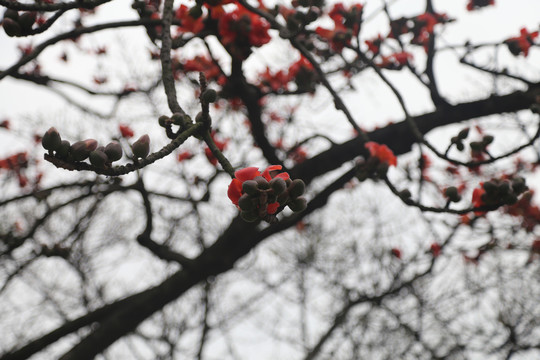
[262,165,282,180]
[235,167,261,182]
[227,178,243,205]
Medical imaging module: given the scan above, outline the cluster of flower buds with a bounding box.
[158,113,195,135]
[42,127,149,168]
[228,165,307,223]
[469,135,494,154]
[357,141,398,180]
[473,177,528,212]
[450,128,470,151]
[2,9,37,37]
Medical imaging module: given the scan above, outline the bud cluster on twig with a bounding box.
[42,127,151,169]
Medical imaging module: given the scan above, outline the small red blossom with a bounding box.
[377,51,413,70]
[316,25,352,52]
[218,5,271,58]
[472,183,487,215]
[256,68,289,93]
[365,142,397,166]
[365,34,384,54]
[289,147,307,164]
[505,191,540,233]
[119,124,134,138]
[505,28,539,57]
[177,151,193,162]
[0,119,10,130]
[391,248,401,259]
[183,55,225,85]
[430,243,441,257]
[175,4,205,34]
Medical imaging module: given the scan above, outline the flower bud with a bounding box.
[269,177,287,195]
[18,12,36,33]
[498,181,510,195]
[42,127,62,151]
[104,141,123,162]
[444,186,460,202]
[4,9,19,20]
[70,140,91,161]
[132,134,150,159]
[84,139,98,152]
[241,210,259,222]
[457,128,469,140]
[158,115,169,127]
[456,141,464,151]
[254,176,270,190]
[288,197,307,212]
[482,135,494,145]
[57,140,70,158]
[201,89,217,103]
[503,194,518,205]
[470,141,483,152]
[2,17,21,37]
[189,4,203,18]
[482,181,497,194]
[238,193,255,211]
[259,191,268,205]
[171,113,184,125]
[399,189,412,199]
[277,192,289,205]
[242,180,259,196]
[512,177,527,195]
[288,179,306,199]
[89,149,108,168]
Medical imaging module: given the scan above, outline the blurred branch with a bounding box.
[134,178,195,267]
[0,19,171,81]
[0,0,109,11]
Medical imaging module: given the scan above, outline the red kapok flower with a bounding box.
[175,4,205,34]
[505,27,539,57]
[218,6,271,48]
[227,165,290,210]
[365,141,397,166]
